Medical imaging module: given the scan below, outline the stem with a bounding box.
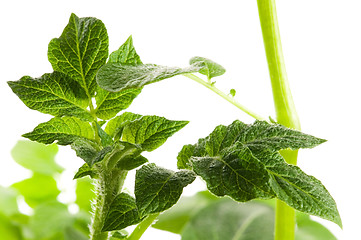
[183,73,266,121]
[127,213,160,240]
[257,0,301,240]
[90,169,128,240]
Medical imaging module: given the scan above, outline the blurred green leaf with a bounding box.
[0,186,19,217]
[29,201,74,239]
[75,177,96,213]
[12,174,60,208]
[0,213,23,240]
[153,191,219,234]
[11,140,62,176]
[181,199,275,240]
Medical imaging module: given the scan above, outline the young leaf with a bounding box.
[135,163,196,217]
[23,116,95,145]
[95,36,143,120]
[181,199,274,240]
[48,13,108,96]
[95,87,142,120]
[11,140,62,176]
[12,174,60,208]
[71,139,112,166]
[107,142,148,170]
[122,115,189,151]
[105,112,143,139]
[96,123,114,147]
[108,35,142,65]
[189,56,226,80]
[73,163,97,179]
[96,63,201,92]
[8,72,92,121]
[102,193,142,232]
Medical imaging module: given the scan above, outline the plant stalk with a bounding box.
[257,0,301,240]
[90,169,128,240]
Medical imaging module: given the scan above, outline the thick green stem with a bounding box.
[257,0,301,240]
[90,169,128,240]
[127,213,160,240]
[183,73,266,121]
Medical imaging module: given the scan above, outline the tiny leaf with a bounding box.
[135,163,196,217]
[189,56,226,80]
[96,63,201,92]
[102,193,142,231]
[106,141,146,170]
[230,88,236,97]
[71,139,112,166]
[96,123,114,147]
[122,115,189,151]
[48,13,108,96]
[8,72,92,120]
[23,116,95,145]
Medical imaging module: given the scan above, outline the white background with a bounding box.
[1,1,360,239]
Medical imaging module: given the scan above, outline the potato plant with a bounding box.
[7,1,341,239]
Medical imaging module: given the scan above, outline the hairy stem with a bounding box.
[90,169,128,240]
[257,0,301,240]
[127,213,160,240]
[183,73,266,121]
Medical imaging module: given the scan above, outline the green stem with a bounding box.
[183,73,266,121]
[90,169,128,240]
[257,0,301,240]
[127,213,160,240]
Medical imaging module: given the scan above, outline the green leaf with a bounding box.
[178,120,341,227]
[95,87,142,120]
[96,62,201,92]
[73,163,97,179]
[253,149,342,228]
[189,56,226,80]
[29,201,74,239]
[105,112,143,139]
[181,199,275,240]
[109,230,128,239]
[108,35,142,65]
[230,88,236,97]
[95,36,143,120]
[0,186,19,217]
[23,116,95,145]
[102,193,142,231]
[122,115,189,151]
[48,13,108,96]
[152,191,219,234]
[11,140,62,176]
[8,72,92,121]
[135,163,196,217]
[12,174,60,208]
[75,176,96,212]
